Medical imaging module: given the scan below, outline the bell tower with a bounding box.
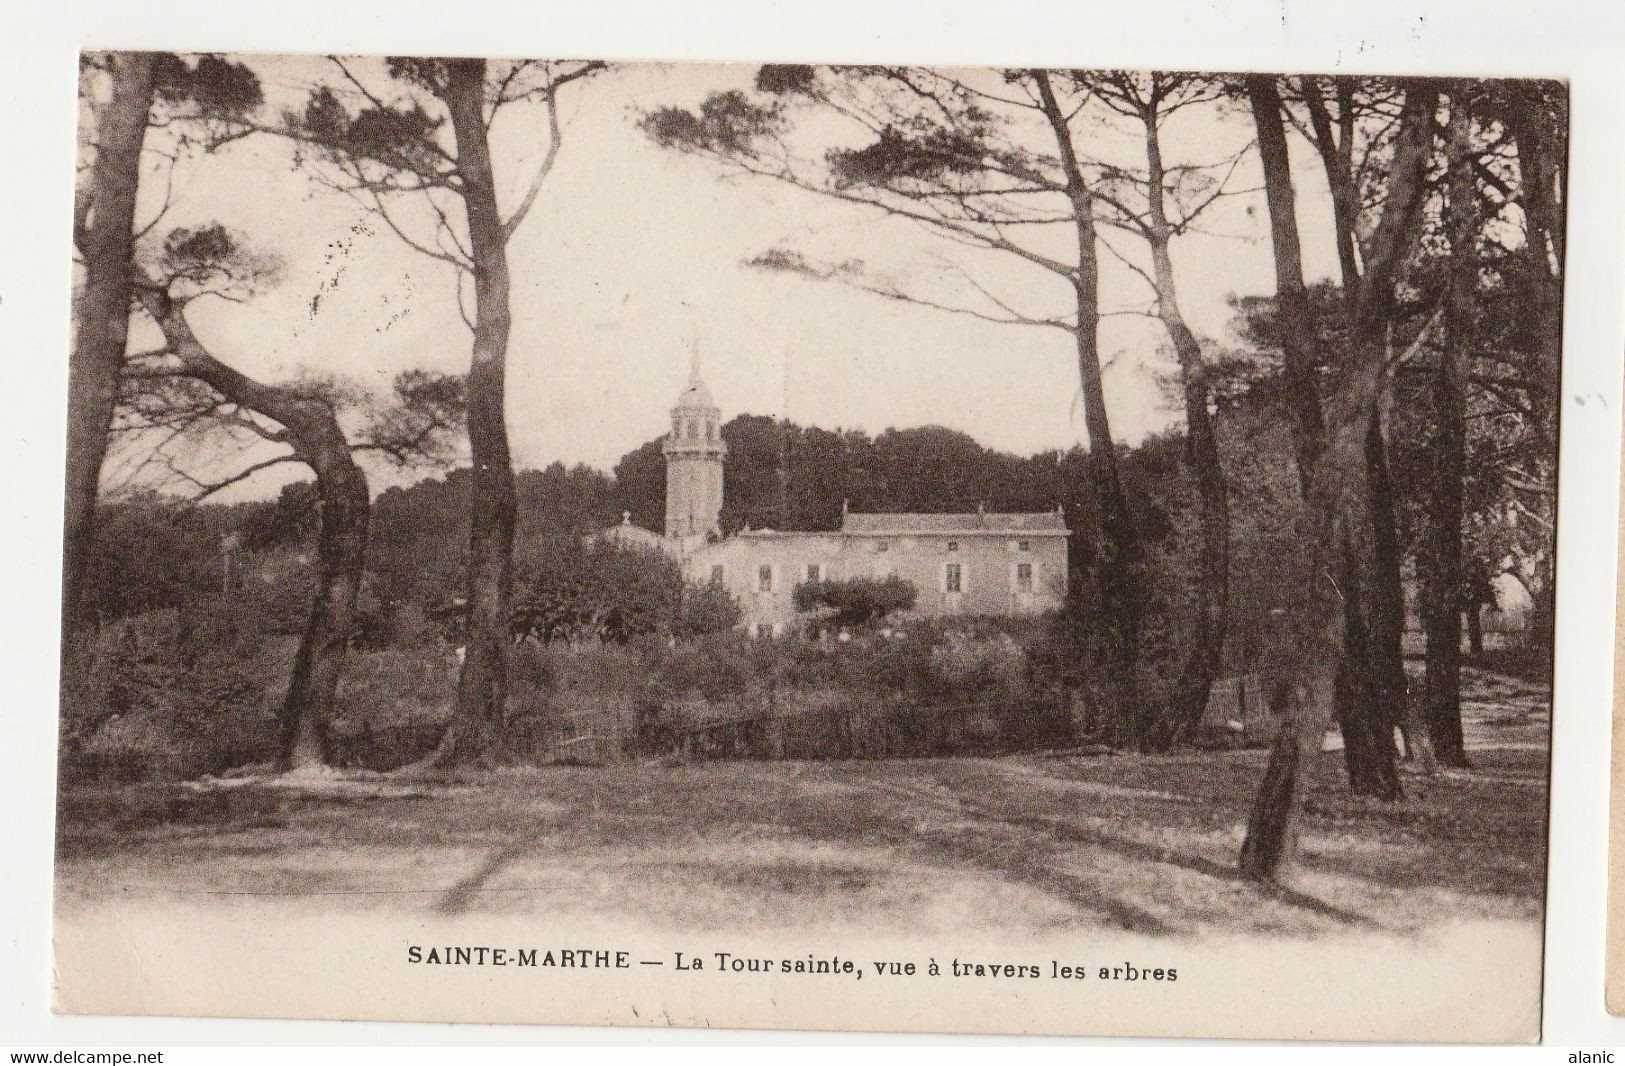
[662,344,726,543]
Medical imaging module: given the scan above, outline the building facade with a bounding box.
[595,360,1070,635]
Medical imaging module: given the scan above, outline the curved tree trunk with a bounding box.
[1241,438,1369,879]
[65,52,155,635]
[80,51,370,775]
[1240,77,1436,881]
[135,283,371,772]
[279,438,370,771]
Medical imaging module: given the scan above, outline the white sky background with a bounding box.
[109,55,1348,500]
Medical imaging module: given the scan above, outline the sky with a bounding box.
[99,56,1350,500]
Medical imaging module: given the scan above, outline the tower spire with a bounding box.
[665,338,725,542]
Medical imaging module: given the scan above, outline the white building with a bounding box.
[593,357,1070,635]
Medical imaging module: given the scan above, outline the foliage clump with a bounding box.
[511,538,740,644]
[792,575,917,628]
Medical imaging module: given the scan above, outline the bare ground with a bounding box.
[54,667,1550,941]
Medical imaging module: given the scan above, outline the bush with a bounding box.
[59,602,1074,778]
[792,575,917,628]
[623,622,1070,761]
[673,579,743,639]
[328,647,458,768]
[512,537,740,643]
[62,607,286,781]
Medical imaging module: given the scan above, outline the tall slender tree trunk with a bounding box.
[65,52,154,634]
[1240,77,1436,881]
[1422,94,1479,768]
[436,58,518,765]
[1370,398,1438,773]
[1302,77,1363,310]
[1033,70,1144,750]
[1139,106,1228,749]
[1345,413,1420,785]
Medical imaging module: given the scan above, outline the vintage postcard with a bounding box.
[56,53,1562,1041]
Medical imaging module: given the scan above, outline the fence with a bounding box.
[329,677,1286,770]
[491,692,1076,767]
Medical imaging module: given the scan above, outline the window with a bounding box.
[1015,562,1034,592]
[706,421,716,440]
[875,541,889,553]
[944,562,962,594]
[805,563,822,583]
[946,540,958,552]
[709,564,725,585]
[1017,539,1031,553]
[757,564,774,592]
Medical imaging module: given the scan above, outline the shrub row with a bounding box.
[62,611,1076,779]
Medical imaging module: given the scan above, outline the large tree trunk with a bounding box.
[279,438,370,771]
[1241,404,1377,878]
[1034,71,1144,750]
[1239,77,1436,881]
[1248,77,1378,789]
[1243,397,1413,872]
[137,284,371,771]
[65,52,154,634]
[1370,403,1438,774]
[435,58,519,765]
[1163,348,1228,747]
[1343,414,1416,789]
[1139,106,1229,749]
[1422,93,1479,769]
[1247,78,1326,490]
[1299,75,1412,790]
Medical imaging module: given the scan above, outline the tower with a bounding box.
[662,344,726,542]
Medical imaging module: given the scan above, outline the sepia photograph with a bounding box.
[52,50,1564,1041]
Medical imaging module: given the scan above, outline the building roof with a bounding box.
[840,510,1068,536]
[732,528,844,540]
[674,377,716,411]
[584,513,668,551]
[673,346,717,411]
